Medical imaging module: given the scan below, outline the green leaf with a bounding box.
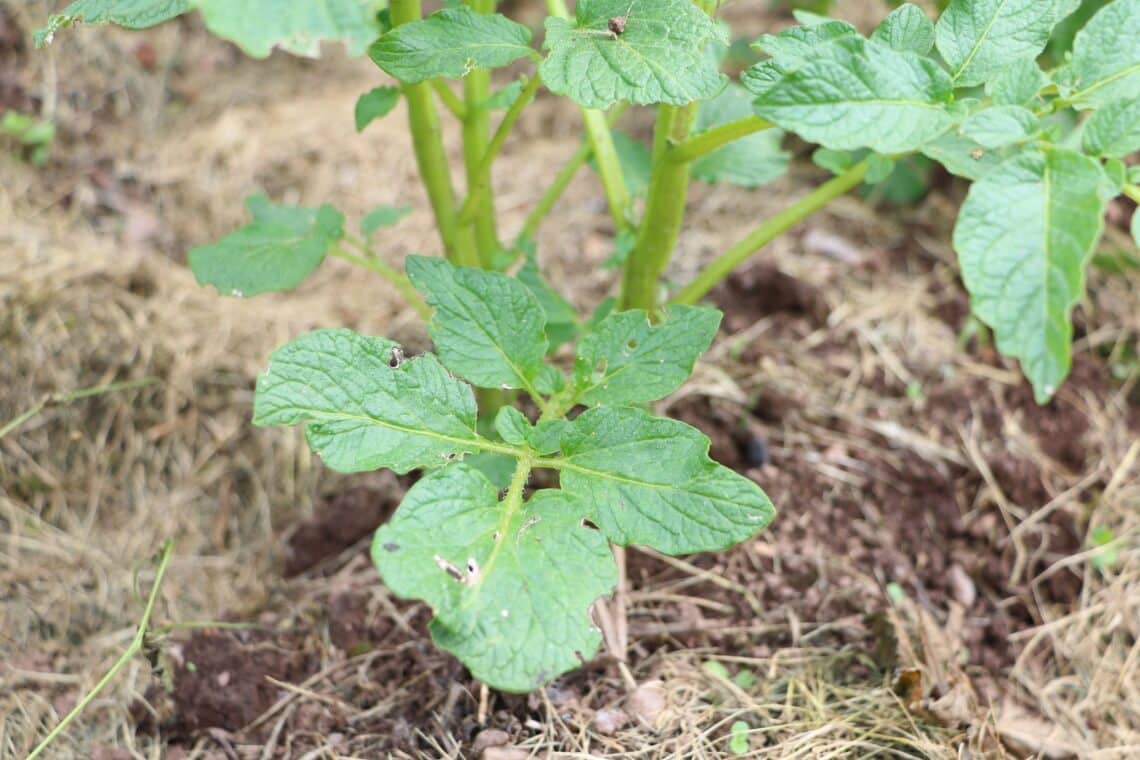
[187,194,344,297]
[741,60,787,97]
[934,0,1056,87]
[369,6,533,84]
[1132,207,1140,249]
[1088,525,1119,571]
[482,80,524,110]
[871,3,935,54]
[985,58,1049,106]
[355,86,400,132]
[35,0,190,46]
[1055,0,1140,108]
[573,305,721,406]
[920,131,1017,180]
[192,0,380,58]
[516,252,580,352]
[959,105,1038,148]
[361,205,412,238]
[589,130,652,198]
[812,147,857,174]
[539,0,728,109]
[953,148,1111,402]
[692,84,790,188]
[253,329,481,473]
[865,153,896,184]
[407,256,548,391]
[1082,98,1140,158]
[558,407,775,554]
[493,406,531,446]
[729,721,750,756]
[752,36,954,154]
[372,465,616,692]
[492,407,564,455]
[752,19,857,63]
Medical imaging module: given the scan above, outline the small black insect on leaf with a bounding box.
[607,16,627,37]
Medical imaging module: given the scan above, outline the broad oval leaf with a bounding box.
[539,0,728,109]
[753,36,954,154]
[934,0,1056,88]
[573,305,721,406]
[920,131,1017,180]
[372,465,616,692]
[984,58,1049,107]
[1082,98,1140,158]
[953,148,1111,402]
[692,84,789,188]
[193,0,381,58]
[752,19,857,63]
[871,3,935,55]
[369,6,533,84]
[187,194,344,297]
[35,0,190,46]
[1055,0,1140,109]
[253,329,480,473]
[959,105,1038,149]
[355,86,401,132]
[407,256,548,391]
[557,407,775,555]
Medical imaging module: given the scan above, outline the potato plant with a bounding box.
[37,0,1140,691]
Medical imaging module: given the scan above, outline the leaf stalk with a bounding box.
[544,0,632,233]
[671,159,870,306]
[668,114,775,164]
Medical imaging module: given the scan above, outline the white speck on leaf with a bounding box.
[434,554,464,582]
[501,608,509,618]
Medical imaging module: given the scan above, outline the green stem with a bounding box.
[1,377,157,440]
[1123,184,1140,204]
[517,139,592,243]
[515,104,628,245]
[26,541,175,760]
[462,0,500,267]
[668,115,774,164]
[430,79,466,120]
[459,73,543,226]
[618,103,698,313]
[671,160,870,306]
[390,0,479,267]
[329,244,431,319]
[545,0,631,233]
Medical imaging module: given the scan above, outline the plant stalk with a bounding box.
[671,160,870,305]
[460,73,543,227]
[515,104,629,245]
[462,0,501,266]
[618,102,698,313]
[389,0,479,267]
[545,0,631,233]
[430,79,466,120]
[26,541,175,760]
